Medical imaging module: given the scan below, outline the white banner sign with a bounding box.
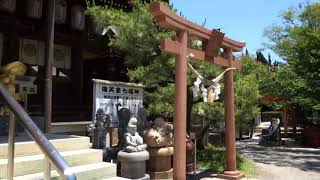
[92,79,144,127]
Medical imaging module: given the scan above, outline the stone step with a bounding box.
[0,149,103,178]
[1,162,117,180]
[0,134,90,158]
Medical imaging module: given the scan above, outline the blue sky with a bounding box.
[170,0,317,62]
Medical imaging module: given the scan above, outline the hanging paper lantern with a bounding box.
[26,0,43,19]
[0,0,16,13]
[70,5,85,31]
[55,0,67,24]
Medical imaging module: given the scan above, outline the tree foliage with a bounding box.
[264,2,320,111]
[234,56,263,131]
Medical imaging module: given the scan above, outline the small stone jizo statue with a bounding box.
[124,117,147,152]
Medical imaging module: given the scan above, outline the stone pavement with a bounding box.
[186,128,320,180]
[237,138,320,180]
[187,137,320,180]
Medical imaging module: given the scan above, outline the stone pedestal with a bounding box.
[147,147,173,179]
[118,150,150,180]
[186,141,194,172]
[217,170,245,180]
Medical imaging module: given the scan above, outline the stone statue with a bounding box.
[144,116,173,147]
[124,117,147,152]
[137,108,149,136]
[0,61,27,116]
[87,108,111,149]
[118,117,150,178]
[116,105,131,148]
[261,118,280,140]
[259,118,282,146]
[117,104,148,148]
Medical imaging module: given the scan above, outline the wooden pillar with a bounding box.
[224,48,237,172]
[218,48,244,179]
[283,108,288,137]
[292,110,297,137]
[173,30,188,180]
[224,68,236,171]
[71,41,84,104]
[44,0,55,133]
[6,17,19,64]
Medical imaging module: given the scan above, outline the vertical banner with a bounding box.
[92,79,144,127]
[53,44,71,69]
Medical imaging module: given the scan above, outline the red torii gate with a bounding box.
[150,2,246,179]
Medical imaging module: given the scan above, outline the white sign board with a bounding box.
[92,79,144,127]
[16,76,37,94]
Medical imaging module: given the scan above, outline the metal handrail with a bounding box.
[0,83,76,180]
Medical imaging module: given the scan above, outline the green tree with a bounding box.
[234,56,264,137]
[264,2,320,111]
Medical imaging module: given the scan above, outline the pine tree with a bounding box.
[256,51,268,64]
[268,53,272,66]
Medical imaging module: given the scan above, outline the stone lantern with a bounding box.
[70,5,85,31]
[55,0,67,24]
[87,108,110,149]
[25,0,43,19]
[0,0,16,13]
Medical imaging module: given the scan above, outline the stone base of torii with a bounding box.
[150,2,246,179]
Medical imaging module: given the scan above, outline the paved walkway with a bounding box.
[237,138,320,180]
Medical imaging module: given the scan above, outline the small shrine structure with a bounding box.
[150,2,246,179]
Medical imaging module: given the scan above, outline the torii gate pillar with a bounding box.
[217,48,244,179]
[173,30,188,179]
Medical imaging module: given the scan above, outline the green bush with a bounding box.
[197,145,257,177]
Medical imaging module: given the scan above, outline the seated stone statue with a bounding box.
[260,118,281,145]
[124,117,147,152]
[144,117,173,147]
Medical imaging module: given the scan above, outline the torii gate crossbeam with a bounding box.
[150,2,246,180]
